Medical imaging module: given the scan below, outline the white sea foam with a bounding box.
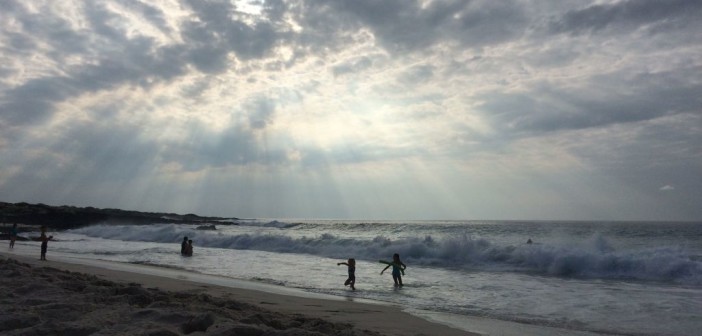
[69,223,702,284]
[38,220,702,336]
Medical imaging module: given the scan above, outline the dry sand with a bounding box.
[0,253,475,335]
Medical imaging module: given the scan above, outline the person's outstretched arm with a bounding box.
[337,262,349,266]
[380,265,390,274]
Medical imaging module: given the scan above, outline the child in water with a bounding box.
[184,240,193,256]
[381,253,406,287]
[337,258,356,290]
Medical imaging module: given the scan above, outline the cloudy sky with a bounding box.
[1,0,701,221]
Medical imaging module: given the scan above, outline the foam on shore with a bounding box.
[0,250,474,336]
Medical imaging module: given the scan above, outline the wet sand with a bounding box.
[0,252,475,335]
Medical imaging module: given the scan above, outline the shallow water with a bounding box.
[12,220,702,335]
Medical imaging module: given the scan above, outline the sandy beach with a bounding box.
[0,252,474,336]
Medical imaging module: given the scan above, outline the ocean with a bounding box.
[10,220,702,335]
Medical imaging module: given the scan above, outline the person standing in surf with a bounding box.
[184,239,193,257]
[9,223,17,248]
[381,253,406,287]
[337,258,356,290]
[181,236,188,255]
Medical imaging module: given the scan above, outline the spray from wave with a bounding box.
[69,224,702,284]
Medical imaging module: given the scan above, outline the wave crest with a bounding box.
[69,224,702,284]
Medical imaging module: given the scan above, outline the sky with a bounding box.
[1,0,701,221]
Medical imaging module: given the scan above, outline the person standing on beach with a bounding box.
[337,258,356,290]
[9,223,17,248]
[381,253,406,287]
[181,236,188,255]
[39,226,53,261]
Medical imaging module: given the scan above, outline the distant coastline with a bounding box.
[0,201,236,231]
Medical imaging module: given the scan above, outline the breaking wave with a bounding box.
[69,224,702,284]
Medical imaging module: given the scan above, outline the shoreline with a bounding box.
[0,250,475,335]
[0,246,610,336]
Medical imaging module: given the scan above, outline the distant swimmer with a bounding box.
[337,258,356,290]
[527,238,533,244]
[380,253,406,287]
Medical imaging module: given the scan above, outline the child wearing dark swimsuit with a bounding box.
[337,258,356,290]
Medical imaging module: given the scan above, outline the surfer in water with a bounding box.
[337,258,356,290]
[381,253,406,287]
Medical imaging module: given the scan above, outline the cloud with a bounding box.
[0,2,185,126]
[548,0,702,35]
[1,0,702,220]
[478,66,702,136]
[397,64,435,83]
[294,0,528,52]
[332,56,373,77]
[0,0,285,128]
[183,0,281,61]
[245,96,277,129]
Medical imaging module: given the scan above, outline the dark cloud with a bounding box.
[186,44,231,74]
[294,0,527,52]
[1,77,75,125]
[1,38,187,125]
[263,0,288,22]
[84,2,129,41]
[548,0,702,35]
[1,2,177,125]
[4,1,90,57]
[183,0,280,61]
[480,67,702,135]
[121,0,172,34]
[0,0,532,131]
[4,31,37,52]
[0,0,285,127]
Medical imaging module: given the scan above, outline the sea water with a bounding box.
[11,220,702,335]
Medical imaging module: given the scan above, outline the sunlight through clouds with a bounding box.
[1,0,701,220]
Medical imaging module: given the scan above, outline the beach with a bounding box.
[2,219,700,336]
[0,252,474,336]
